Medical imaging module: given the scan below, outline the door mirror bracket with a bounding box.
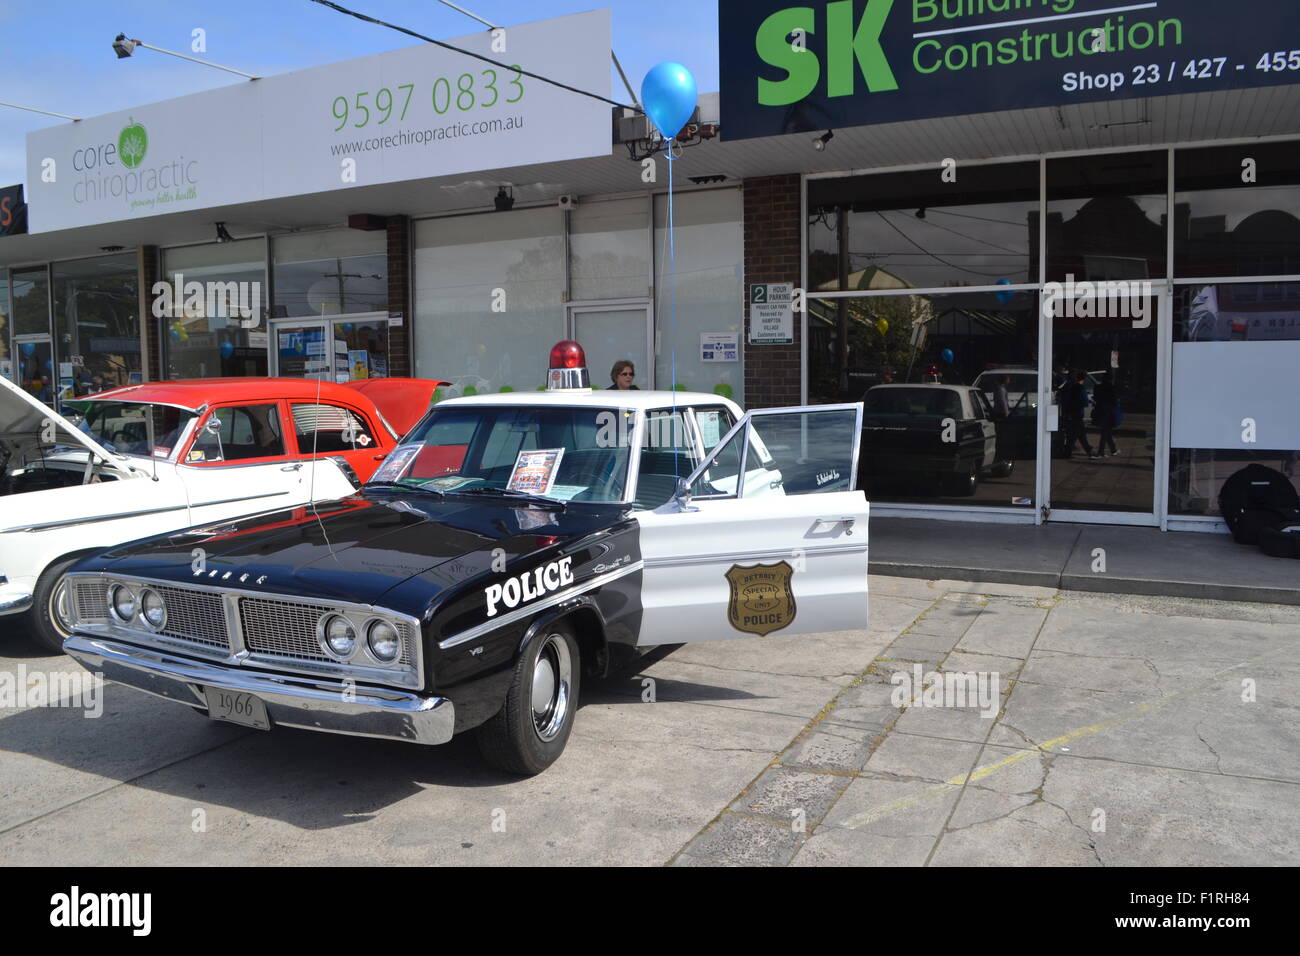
[673,478,698,512]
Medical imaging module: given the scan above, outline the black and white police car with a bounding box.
[62,343,868,774]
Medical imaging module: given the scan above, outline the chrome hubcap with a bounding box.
[531,634,572,743]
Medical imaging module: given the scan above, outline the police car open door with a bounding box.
[633,403,867,646]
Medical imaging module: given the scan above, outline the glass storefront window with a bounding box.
[11,266,49,337]
[414,207,565,394]
[1175,142,1300,279]
[569,198,650,301]
[52,254,141,399]
[272,229,387,318]
[1169,280,1300,516]
[1047,151,1168,282]
[808,163,1039,292]
[653,189,744,402]
[162,239,268,380]
[812,290,1039,509]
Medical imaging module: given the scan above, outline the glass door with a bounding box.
[14,336,56,409]
[271,320,330,380]
[571,304,652,391]
[1041,284,1166,524]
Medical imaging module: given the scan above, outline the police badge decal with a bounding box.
[725,561,797,636]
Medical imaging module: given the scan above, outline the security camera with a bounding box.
[558,194,577,209]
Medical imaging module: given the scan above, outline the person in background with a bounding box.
[992,375,1011,420]
[1059,369,1099,459]
[879,367,896,385]
[607,359,639,390]
[1091,372,1120,457]
[36,374,54,405]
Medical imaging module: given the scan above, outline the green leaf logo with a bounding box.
[118,118,148,169]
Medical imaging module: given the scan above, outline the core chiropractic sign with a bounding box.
[25,11,609,233]
[719,0,1300,140]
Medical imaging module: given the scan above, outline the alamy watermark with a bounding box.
[1042,273,1152,329]
[0,664,103,717]
[890,663,1000,718]
[151,273,261,328]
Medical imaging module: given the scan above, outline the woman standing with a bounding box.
[607,360,639,390]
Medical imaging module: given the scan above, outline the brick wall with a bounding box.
[386,215,411,377]
[743,174,802,409]
[138,245,160,381]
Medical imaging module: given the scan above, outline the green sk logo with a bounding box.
[118,118,148,169]
[726,561,797,636]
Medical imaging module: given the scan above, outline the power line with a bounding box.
[874,211,1019,279]
[306,0,636,111]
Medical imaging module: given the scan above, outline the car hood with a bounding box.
[0,374,123,465]
[78,493,629,615]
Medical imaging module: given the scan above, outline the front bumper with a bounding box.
[0,582,33,615]
[64,634,455,746]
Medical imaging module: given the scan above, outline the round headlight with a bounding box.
[110,585,137,622]
[324,615,357,657]
[367,620,401,663]
[140,589,167,630]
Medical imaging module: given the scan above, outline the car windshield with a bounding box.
[865,388,962,418]
[67,401,198,459]
[366,405,631,503]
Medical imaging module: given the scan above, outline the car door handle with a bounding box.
[281,463,303,472]
[813,516,855,535]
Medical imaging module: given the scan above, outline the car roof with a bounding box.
[866,383,967,391]
[88,377,409,412]
[439,389,744,413]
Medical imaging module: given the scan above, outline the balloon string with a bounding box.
[668,145,678,481]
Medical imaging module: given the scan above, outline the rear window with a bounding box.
[865,388,961,418]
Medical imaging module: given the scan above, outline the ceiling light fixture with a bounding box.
[813,129,834,152]
[214,222,235,243]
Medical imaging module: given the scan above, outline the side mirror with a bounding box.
[673,477,697,512]
[204,416,223,436]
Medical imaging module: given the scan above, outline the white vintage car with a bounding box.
[0,375,439,652]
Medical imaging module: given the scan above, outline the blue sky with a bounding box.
[0,0,721,188]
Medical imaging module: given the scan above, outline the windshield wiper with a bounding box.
[453,487,566,510]
[364,481,445,498]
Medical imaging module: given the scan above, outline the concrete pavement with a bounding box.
[2,575,1296,866]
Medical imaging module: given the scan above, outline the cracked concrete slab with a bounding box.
[864,732,983,784]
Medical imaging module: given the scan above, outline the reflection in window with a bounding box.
[190,404,284,462]
[1176,281,1300,342]
[808,163,1039,292]
[1176,142,1300,279]
[162,238,268,380]
[1046,151,1167,282]
[53,254,141,401]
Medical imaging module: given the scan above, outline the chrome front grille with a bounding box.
[240,598,333,662]
[66,572,422,689]
[239,597,415,666]
[156,586,229,650]
[75,582,108,623]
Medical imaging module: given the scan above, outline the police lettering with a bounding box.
[485,556,574,617]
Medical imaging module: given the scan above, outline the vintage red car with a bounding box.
[1,375,446,652]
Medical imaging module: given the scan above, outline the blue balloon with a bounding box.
[941,348,955,364]
[640,62,698,141]
[995,278,1013,305]
[20,342,35,356]
[219,341,235,359]
[170,328,181,343]
[44,358,52,370]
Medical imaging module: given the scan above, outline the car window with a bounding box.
[866,388,960,418]
[635,408,702,509]
[372,405,630,503]
[291,403,377,455]
[188,404,284,463]
[692,406,735,451]
[69,401,197,458]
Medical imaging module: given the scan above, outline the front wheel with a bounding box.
[28,556,81,655]
[476,624,581,775]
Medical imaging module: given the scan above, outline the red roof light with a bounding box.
[549,340,586,370]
